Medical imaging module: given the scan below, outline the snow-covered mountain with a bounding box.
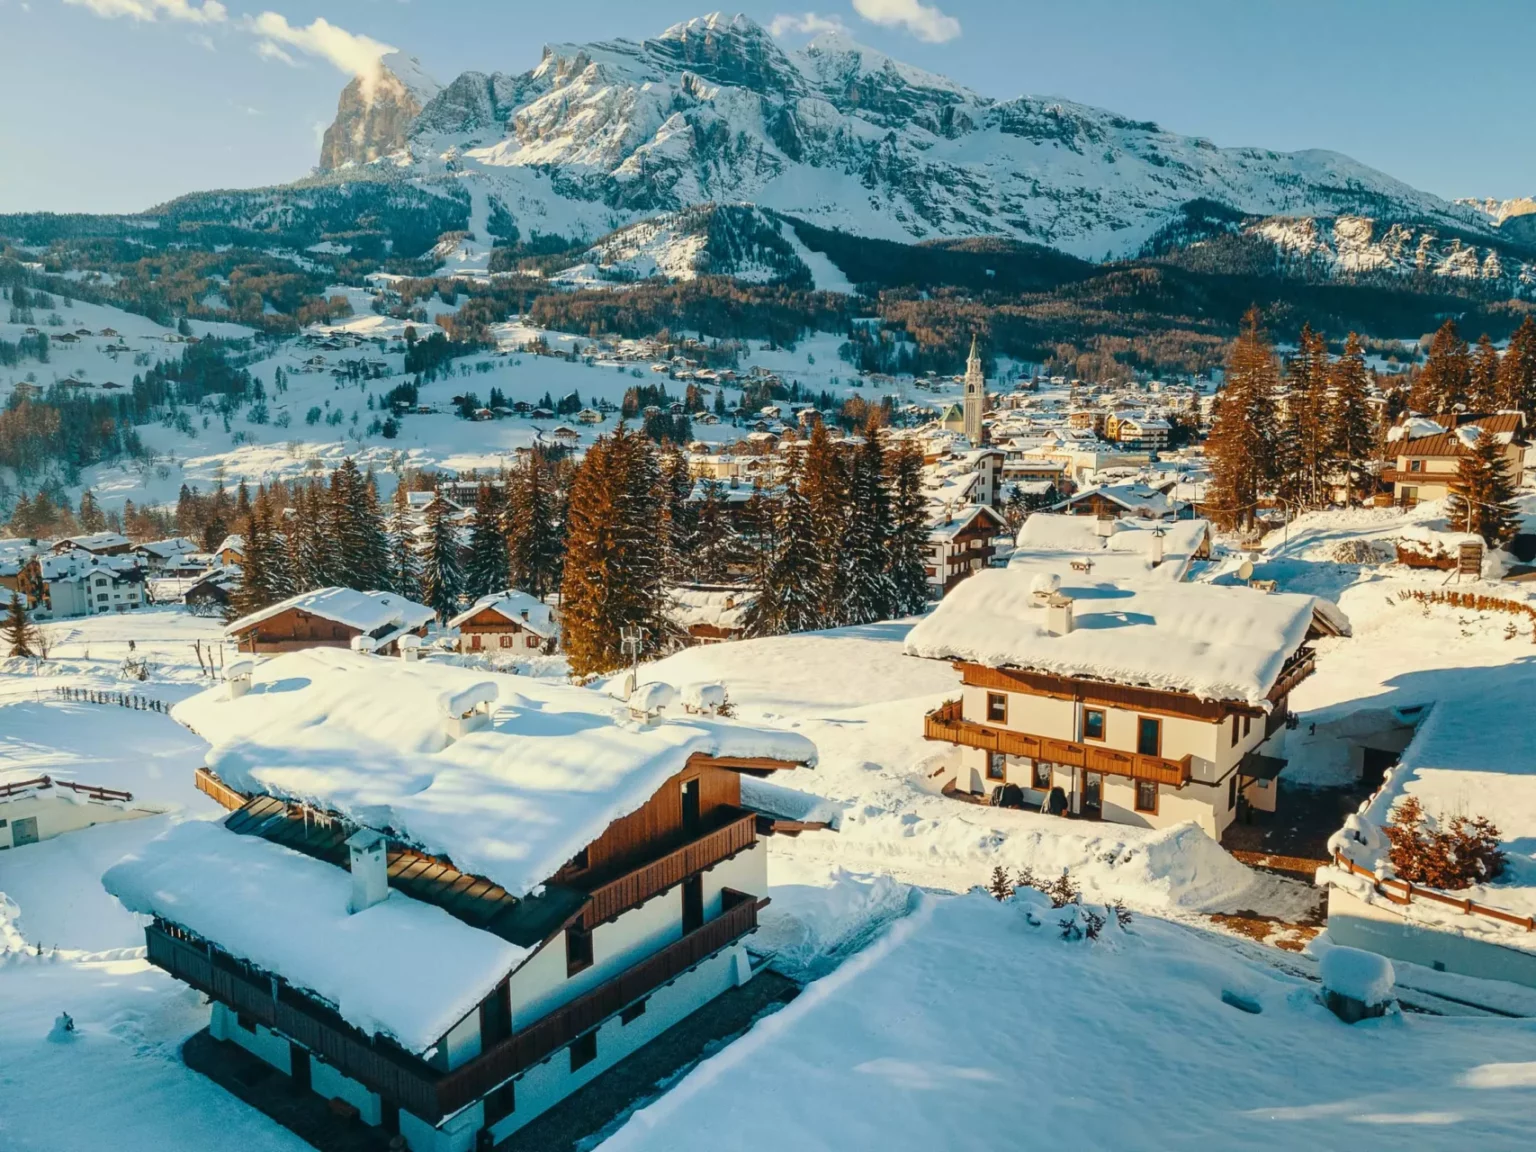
[319,51,442,172]
[314,11,1529,282]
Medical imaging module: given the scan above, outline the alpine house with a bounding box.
[104,649,826,1151]
[906,572,1348,836]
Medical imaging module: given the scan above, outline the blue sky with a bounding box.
[0,0,1530,214]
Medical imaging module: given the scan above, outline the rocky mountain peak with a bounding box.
[319,53,440,171]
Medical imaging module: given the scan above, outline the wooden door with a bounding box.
[1081,772,1103,820]
[682,874,704,934]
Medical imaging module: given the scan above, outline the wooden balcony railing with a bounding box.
[146,923,443,1120]
[1267,647,1316,703]
[146,894,761,1122]
[580,812,757,930]
[923,702,1192,787]
[435,895,759,1113]
[0,774,134,802]
[194,767,247,811]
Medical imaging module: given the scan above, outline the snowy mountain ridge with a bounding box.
[313,11,1529,283]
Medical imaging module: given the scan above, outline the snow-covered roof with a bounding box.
[905,571,1348,706]
[927,504,1006,542]
[225,587,435,640]
[172,649,817,897]
[216,534,245,554]
[56,531,129,552]
[448,589,557,638]
[103,819,522,1054]
[1007,515,1209,586]
[137,537,198,558]
[666,585,756,633]
[1054,482,1178,518]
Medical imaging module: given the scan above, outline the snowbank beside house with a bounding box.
[601,892,1536,1152]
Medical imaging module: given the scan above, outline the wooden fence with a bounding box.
[1332,850,1536,932]
[54,685,169,713]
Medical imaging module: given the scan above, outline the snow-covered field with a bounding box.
[7,502,1536,1149]
[3,291,931,517]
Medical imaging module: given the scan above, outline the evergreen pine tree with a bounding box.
[387,481,423,601]
[744,452,821,637]
[1328,333,1375,507]
[659,450,697,582]
[800,418,848,625]
[886,437,931,615]
[738,479,777,591]
[1470,334,1502,411]
[692,479,736,584]
[3,592,39,657]
[1446,429,1520,547]
[77,490,106,533]
[422,495,465,620]
[464,484,511,598]
[230,503,273,619]
[840,421,896,624]
[1206,309,1280,531]
[1413,320,1471,414]
[560,427,667,676]
[287,484,327,591]
[1498,317,1536,415]
[508,455,561,599]
[256,488,296,601]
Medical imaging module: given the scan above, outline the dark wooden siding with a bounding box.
[575,763,741,878]
[960,662,1256,722]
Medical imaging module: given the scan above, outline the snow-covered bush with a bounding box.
[1384,795,1505,890]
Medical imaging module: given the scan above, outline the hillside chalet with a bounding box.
[226,587,434,655]
[1385,412,1527,507]
[906,573,1348,837]
[105,651,828,1151]
[449,591,557,655]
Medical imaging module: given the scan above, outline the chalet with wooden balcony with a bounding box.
[905,572,1348,837]
[104,649,827,1152]
[225,586,435,656]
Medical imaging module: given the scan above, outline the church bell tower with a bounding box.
[962,334,986,446]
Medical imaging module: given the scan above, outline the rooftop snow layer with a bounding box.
[905,572,1347,706]
[103,819,523,1053]
[448,589,557,638]
[172,649,817,896]
[225,587,435,638]
[1007,515,1210,586]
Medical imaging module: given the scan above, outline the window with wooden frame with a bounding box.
[1032,760,1051,791]
[1230,714,1239,747]
[565,925,593,977]
[1136,716,1161,758]
[1134,779,1158,814]
[569,1030,597,1072]
[1082,708,1106,742]
[480,980,512,1048]
[1228,775,1238,810]
[986,692,1008,724]
[987,752,1007,781]
[483,1080,516,1125]
[1243,715,1252,739]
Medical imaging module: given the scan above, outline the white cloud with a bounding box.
[245,12,396,87]
[188,30,214,50]
[254,38,295,65]
[64,0,226,24]
[768,11,846,37]
[851,0,960,42]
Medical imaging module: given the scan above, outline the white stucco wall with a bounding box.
[210,1001,292,1074]
[0,794,159,849]
[1327,886,1536,994]
[311,1059,383,1126]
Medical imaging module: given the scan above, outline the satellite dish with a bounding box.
[1237,560,1255,582]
